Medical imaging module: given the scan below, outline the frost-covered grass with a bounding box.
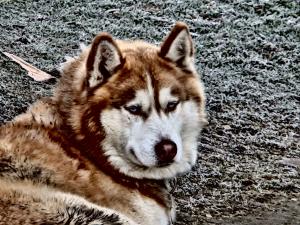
[0,1,299,224]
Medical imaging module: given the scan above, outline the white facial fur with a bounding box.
[100,82,202,179]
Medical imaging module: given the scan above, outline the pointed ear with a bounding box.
[159,22,194,71]
[86,33,124,88]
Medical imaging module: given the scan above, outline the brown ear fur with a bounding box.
[86,33,124,88]
[159,22,194,69]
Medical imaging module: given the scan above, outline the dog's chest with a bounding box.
[127,193,173,225]
[97,180,174,225]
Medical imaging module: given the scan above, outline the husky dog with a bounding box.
[0,22,207,225]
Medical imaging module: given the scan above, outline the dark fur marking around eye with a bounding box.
[124,105,148,120]
[124,105,142,115]
[165,101,179,113]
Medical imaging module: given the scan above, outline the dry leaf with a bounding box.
[2,52,54,81]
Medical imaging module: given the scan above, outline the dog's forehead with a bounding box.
[110,53,182,92]
[117,42,182,86]
[93,44,197,109]
[134,71,182,103]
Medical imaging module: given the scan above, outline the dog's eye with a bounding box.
[166,101,179,112]
[124,105,142,115]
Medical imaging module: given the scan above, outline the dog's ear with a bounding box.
[86,33,124,88]
[159,22,194,71]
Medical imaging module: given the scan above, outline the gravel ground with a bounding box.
[0,1,299,224]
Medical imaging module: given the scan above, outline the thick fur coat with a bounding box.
[0,22,206,225]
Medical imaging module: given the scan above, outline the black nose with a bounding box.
[155,139,177,166]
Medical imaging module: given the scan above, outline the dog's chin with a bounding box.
[125,157,171,170]
[107,154,194,180]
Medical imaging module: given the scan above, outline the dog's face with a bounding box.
[59,23,207,179]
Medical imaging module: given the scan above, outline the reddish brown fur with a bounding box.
[0,22,206,224]
[48,30,205,207]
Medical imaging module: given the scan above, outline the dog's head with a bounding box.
[57,22,207,179]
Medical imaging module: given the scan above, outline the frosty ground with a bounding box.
[0,1,299,224]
